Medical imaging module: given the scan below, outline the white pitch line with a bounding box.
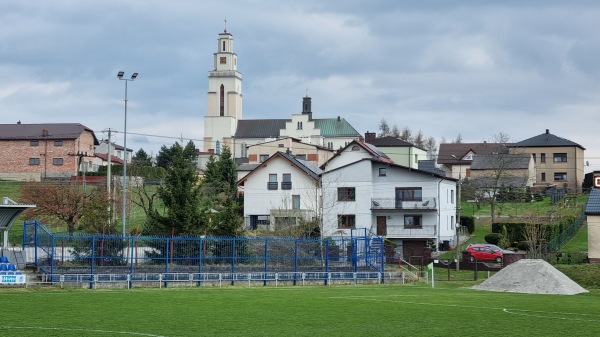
[2,325,170,337]
[330,295,600,322]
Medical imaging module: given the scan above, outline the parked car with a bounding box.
[467,243,513,254]
[465,244,503,263]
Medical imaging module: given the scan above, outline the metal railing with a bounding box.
[371,197,437,210]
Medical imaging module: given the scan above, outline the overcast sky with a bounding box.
[1,1,599,171]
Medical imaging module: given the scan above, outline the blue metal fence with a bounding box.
[23,221,384,284]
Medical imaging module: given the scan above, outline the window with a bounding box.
[532,153,536,163]
[53,158,63,166]
[278,144,284,148]
[327,142,333,150]
[451,189,455,204]
[338,187,356,201]
[404,215,422,228]
[282,173,292,190]
[219,84,225,116]
[29,158,40,165]
[222,40,226,51]
[241,143,247,158]
[268,174,278,190]
[216,141,221,155]
[338,215,356,229]
[292,195,300,209]
[379,168,387,176]
[541,172,546,182]
[297,121,303,130]
[540,153,546,163]
[30,140,39,147]
[553,153,567,163]
[54,140,63,146]
[259,154,269,163]
[414,154,418,163]
[554,172,567,181]
[396,187,422,201]
[351,145,360,151]
[450,216,455,230]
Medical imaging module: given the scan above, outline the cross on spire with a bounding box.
[224,17,227,33]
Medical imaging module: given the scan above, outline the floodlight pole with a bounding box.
[118,71,138,238]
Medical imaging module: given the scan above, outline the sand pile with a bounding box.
[472,259,588,295]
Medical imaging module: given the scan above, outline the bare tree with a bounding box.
[20,182,112,235]
[468,133,534,224]
[522,212,548,258]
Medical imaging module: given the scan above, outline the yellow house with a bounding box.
[511,129,585,192]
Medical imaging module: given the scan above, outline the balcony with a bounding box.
[267,182,278,190]
[377,224,436,238]
[281,182,292,190]
[370,197,437,211]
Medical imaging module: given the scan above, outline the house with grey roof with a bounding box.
[585,174,600,263]
[511,129,585,192]
[437,142,509,179]
[0,122,99,181]
[237,151,323,230]
[321,139,458,259]
[469,153,536,189]
[364,132,428,168]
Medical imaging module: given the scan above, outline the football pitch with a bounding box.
[2,284,600,336]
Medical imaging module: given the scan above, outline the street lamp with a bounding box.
[452,155,462,271]
[117,71,138,238]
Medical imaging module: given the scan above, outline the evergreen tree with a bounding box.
[132,148,152,167]
[144,142,205,236]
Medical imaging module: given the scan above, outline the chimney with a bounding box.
[594,171,600,189]
[546,129,549,134]
[364,131,376,142]
[337,116,341,122]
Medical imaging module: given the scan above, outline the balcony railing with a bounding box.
[281,182,292,190]
[370,197,437,210]
[267,182,278,190]
[375,224,436,238]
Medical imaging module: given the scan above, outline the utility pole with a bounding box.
[106,129,112,225]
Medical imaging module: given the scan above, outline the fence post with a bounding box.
[264,238,269,286]
[232,238,236,286]
[325,240,329,286]
[90,237,95,287]
[129,236,135,288]
[164,238,169,288]
[293,239,298,286]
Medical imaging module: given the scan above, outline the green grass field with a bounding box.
[2,284,600,336]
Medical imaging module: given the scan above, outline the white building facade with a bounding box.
[321,141,457,259]
[237,152,322,230]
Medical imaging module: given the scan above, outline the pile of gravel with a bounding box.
[472,259,588,295]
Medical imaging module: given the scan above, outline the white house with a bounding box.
[321,140,457,259]
[237,151,322,230]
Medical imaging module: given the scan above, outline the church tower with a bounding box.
[203,24,243,154]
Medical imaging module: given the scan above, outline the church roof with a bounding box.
[235,119,288,138]
[234,118,360,139]
[313,118,360,137]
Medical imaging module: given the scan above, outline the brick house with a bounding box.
[0,123,99,181]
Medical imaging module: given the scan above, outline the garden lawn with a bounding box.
[1,285,600,336]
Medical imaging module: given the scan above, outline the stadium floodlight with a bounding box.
[117,71,138,238]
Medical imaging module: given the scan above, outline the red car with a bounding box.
[466,245,503,263]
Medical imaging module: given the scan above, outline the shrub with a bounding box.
[460,216,475,234]
[516,241,529,251]
[485,233,502,245]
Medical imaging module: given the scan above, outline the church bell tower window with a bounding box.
[220,84,225,116]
